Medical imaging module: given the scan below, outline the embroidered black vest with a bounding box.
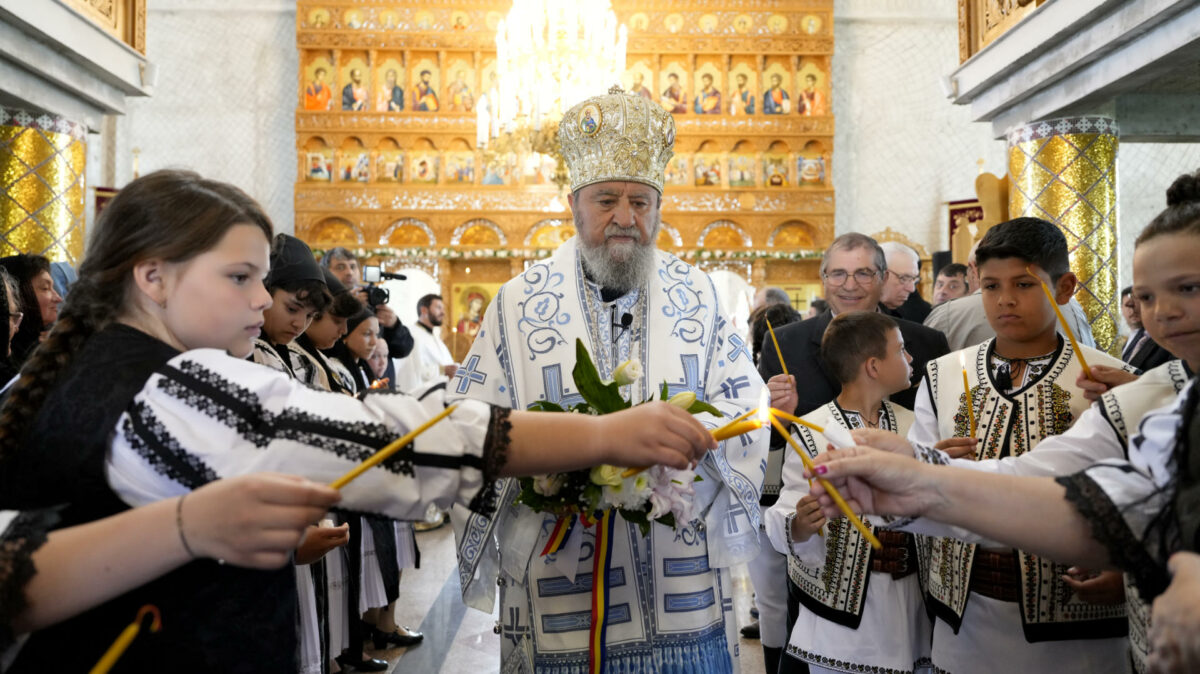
[1,324,298,673]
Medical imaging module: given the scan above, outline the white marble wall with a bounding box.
[107,0,297,231]
[104,0,1197,288]
[831,1,1007,251]
[832,0,1200,288]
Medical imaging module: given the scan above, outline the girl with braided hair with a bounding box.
[0,169,715,672]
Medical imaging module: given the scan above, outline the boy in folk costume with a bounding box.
[907,217,1133,673]
[765,311,932,673]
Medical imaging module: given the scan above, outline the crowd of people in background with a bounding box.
[0,154,1197,672]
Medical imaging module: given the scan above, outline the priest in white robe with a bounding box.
[452,86,768,673]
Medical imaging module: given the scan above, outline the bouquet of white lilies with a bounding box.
[514,339,714,534]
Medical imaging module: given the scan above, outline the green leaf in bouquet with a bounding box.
[620,507,652,538]
[659,381,669,401]
[571,338,629,414]
[656,512,677,530]
[527,400,566,412]
[687,399,723,416]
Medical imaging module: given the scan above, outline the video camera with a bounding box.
[361,265,407,307]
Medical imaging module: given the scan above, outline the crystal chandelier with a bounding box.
[478,0,627,191]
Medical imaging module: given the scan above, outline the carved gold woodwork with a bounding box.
[296,0,835,301]
[61,0,146,53]
[958,0,1046,63]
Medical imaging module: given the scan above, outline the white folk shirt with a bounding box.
[451,236,767,673]
[765,400,932,673]
[907,337,1132,673]
[906,359,1190,672]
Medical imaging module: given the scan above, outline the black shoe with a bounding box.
[335,654,389,672]
[740,620,760,639]
[749,606,760,620]
[371,625,424,649]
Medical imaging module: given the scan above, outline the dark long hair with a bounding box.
[0,169,273,459]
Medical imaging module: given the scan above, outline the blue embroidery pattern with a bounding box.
[727,334,750,363]
[659,259,706,344]
[453,354,487,394]
[517,264,569,360]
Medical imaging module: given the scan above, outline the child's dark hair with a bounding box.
[820,311,899,385]
[749,302,801,365]
[1137,168,1200,246]
[937,262,968,279]
[269,279,330,315]
[0,169,273,461]
[324,289,362,320]
[975,217,1070,282]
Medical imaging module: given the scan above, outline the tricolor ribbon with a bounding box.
[540,515,576,557]
[583,509,615,674]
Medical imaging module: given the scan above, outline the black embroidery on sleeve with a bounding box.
[1058,472,1169,600]
[123,402,220,489]
[157,361,272,447]
[0,509,58,652]
[468,406,512,516]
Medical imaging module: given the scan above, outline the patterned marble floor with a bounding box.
[362,525,765,674]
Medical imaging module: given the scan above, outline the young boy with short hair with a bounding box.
[765,310,932,673]
[908,217,1133,674]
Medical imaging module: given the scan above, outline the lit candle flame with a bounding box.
[757,388,771,425]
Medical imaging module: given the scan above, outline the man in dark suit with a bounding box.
[760,233,949,416]
[1121,285,1175,371]
[756,233,949,674]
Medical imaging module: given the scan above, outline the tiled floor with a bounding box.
[361,525,766,673]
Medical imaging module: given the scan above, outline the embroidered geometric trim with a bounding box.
[1057,471,1170,600]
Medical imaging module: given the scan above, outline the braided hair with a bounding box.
[0,169,273,461]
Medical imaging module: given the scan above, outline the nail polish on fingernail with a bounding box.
[815,465,828,475]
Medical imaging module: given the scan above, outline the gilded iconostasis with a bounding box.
[295,1,836,359]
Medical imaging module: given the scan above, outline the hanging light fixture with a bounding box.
[478,0,627,192]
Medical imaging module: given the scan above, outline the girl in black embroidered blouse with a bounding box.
[0,169,714,672]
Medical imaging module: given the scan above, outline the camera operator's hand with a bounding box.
[375,302,398,328]
[350,286,368,305]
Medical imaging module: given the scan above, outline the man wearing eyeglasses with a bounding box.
[758,233,949,417]
[755,234,949,674]
[879,241,932,323]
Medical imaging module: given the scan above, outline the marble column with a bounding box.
[1007,116,1119,355]
[0,106,88,265]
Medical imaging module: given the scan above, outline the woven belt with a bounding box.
[970,549,1021,602]
[869,530,916,579]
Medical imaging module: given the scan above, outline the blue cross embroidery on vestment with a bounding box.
[719,375,751,399]
[454,354,487,394]
[727,334,750,363]
[501,606,523,647]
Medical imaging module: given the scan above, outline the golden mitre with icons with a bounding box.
[558,85,676,194]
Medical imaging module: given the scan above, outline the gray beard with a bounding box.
[577,223,658,294]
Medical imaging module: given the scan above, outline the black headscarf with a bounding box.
[0,255,50,366]
[265,234,325,287]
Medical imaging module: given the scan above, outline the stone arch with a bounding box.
[698,220,751,247]
[379,217,435,246]
[451,218,506,246]
[768,220,817,248]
